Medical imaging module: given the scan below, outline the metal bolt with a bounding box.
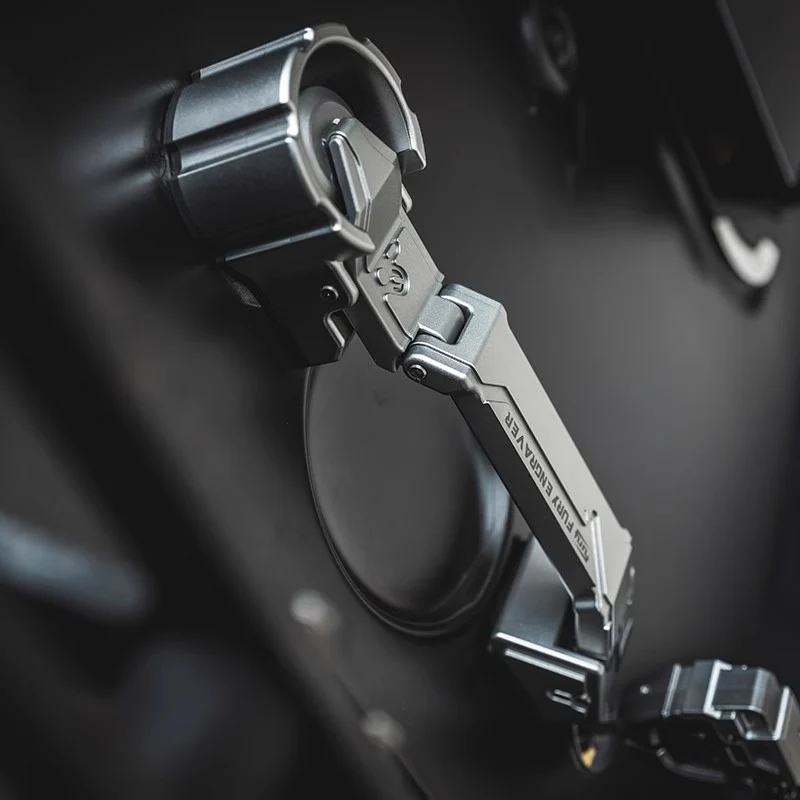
[406,364,427,383]
[361,709,405,751]
[384,239,401,262]
[320,285,340,303]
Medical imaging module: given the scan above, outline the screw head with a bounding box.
[320,285,340,303]
[406,364,427,383]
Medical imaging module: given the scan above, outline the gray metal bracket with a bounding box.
[164,24,635,725]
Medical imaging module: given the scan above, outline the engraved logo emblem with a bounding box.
[376,237,410,296]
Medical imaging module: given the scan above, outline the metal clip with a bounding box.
[622,659,800,798]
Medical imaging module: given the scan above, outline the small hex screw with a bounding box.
[320,285,340,303]
[406,364,427,383]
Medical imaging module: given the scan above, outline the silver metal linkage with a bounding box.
[164,24,634,725]
[327,116,633,723]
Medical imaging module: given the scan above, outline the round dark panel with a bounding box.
[304,338,512,634]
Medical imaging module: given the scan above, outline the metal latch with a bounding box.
[163,23,634,725]
[621,659,800,798]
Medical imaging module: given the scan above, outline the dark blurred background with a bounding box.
[1,1,799,798]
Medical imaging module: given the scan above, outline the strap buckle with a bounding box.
[622,659,800,798]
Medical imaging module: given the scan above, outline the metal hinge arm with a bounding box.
[326,113,633,662]
[404,285,633,659]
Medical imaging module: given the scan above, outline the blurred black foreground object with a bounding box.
[0,98,422,800]
[2,1,800,799]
